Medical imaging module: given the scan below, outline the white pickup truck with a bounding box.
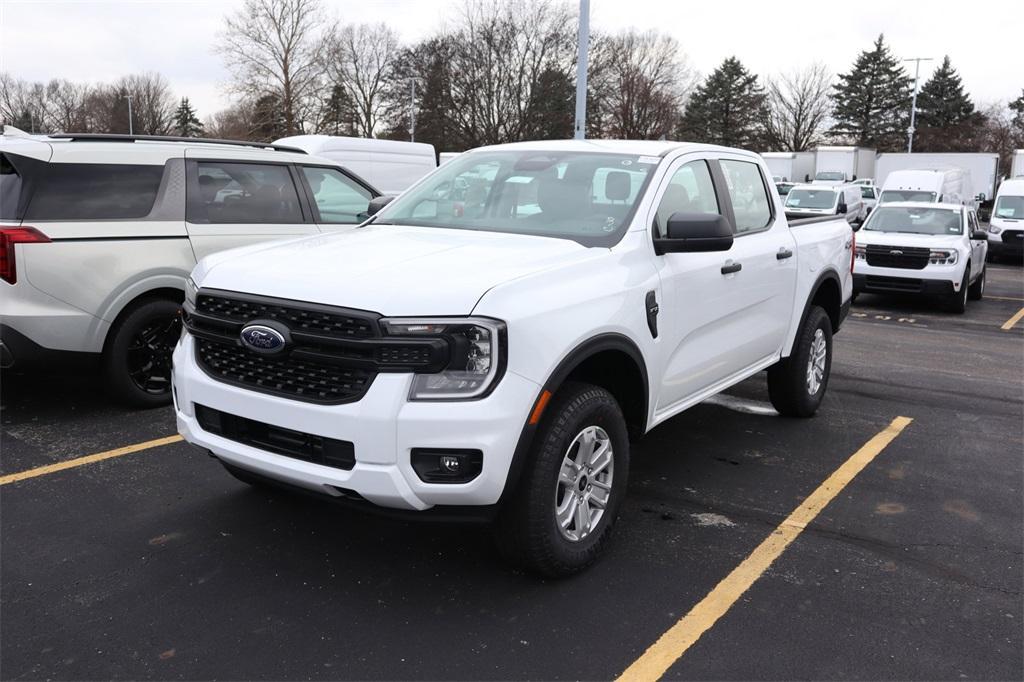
[173,140,854,575]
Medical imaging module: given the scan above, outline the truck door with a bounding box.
[184,153,319,261]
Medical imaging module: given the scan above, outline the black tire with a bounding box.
[850,291,859,304]
[767,306,832,418]
[103,298,182,408]
[494,382,629,577]
[968,264,985,301]
[947,266,969,314]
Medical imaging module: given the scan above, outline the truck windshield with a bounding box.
[863,206,962,235]
[815,172,845,182]
[786,188,836,209]
[373,150,657,247]
[994,195,1024,219]
[879,190,937,204]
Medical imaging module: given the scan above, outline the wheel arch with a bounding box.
[100,286,185,355]
[496,333,650,510]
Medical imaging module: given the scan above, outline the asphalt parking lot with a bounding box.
[2,263,1022,681]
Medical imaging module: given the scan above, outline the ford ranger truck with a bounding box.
[173,140,854,576]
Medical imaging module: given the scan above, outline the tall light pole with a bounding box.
[904,57,932,153]
[573,0,590,140]
[124,94,134,135]
[409,77,423,142]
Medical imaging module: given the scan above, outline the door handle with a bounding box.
[721,261,742,275]
[776,247,794,260]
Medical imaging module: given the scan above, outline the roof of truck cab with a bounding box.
[872,201,964,211]
[468,139,744,158]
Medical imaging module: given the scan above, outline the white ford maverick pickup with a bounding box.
[173,140,854,575]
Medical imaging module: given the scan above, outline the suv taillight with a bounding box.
[0,226,50,284]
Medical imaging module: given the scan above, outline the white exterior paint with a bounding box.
[761,151,815,184]
[812,146,876,185]
[173,140,854,511]
[876,153,999,202]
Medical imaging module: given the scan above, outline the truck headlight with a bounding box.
[928,250,957,265]
[381,317,506,400]
[988,225,1002,235]
[854,245,866,260]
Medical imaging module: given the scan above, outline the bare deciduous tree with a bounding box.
[218,0,325,136]
[589,30,694,140]
[762,63,832,151]
[45,79,91,132]
[324,23,400,138]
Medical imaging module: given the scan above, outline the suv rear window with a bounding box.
[0,153,23,221]
[190,161,303,224]
[25,163,164,220]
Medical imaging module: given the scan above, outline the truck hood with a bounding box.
[856,230,964,249]
[195,224,594,315]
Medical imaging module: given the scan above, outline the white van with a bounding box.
[784,183,864,225]
[273,135,436,195]
[987,177,1024,260]
[438,151,461,165]
[878,168,973,208]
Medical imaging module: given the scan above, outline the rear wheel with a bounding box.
[767,306,832,418]
[494,382,629,577]
[968,264,985,301]
[103,298,181,408]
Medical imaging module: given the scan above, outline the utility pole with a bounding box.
[125,94,134,135]
[904,57,932,153]
[410,79,416,143]
[573,0,590,140]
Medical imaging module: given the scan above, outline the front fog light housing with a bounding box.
[381,317,506,400]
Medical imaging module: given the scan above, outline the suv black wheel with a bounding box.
[494,382,629,577]
[948,266,970,314]
[767,305,832,418]
[104,298,181,408]
[968,264,985,301]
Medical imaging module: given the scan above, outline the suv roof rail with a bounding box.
[46,133,308,155]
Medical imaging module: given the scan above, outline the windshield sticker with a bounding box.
[997,208,1016,217]
[789,199,800,206]
[637,156,660,165]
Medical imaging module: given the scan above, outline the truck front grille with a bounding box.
[196,292,376,340]
[865,245,930,270]
[864,275,922,293]
[1002,230,1023,244]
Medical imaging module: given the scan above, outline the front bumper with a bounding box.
[173,334,540,512]
[853,273,955,296]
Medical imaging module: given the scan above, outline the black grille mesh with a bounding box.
[196,294,375,339]
[865,244,930,270]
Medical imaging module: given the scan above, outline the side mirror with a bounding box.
[970,230,988,241]
[975,193,986,201]
[837,203,847,214]
[654,213,734,255]
[366,195,395,217]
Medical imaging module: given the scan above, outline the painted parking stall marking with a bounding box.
[0,435,183,486]
[617,416,914,682]
[1001,307,1024,331]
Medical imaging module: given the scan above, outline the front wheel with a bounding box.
[103,298,182,408]
[767,306,833,418]
[494,382,629,577]
[968,264,985,301]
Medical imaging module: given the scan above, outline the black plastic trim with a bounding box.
[795,268,844,342]
[48,133,308,155]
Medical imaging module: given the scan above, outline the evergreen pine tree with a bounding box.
[1010,89,1024,136]
[321,85,358,136]
[173,97,204,137]
[913,56,985,151]
[677,57,765,149]
[523,67,574,140]
[829,35,911,151]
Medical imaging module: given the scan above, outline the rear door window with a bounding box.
[190,161,303,224]
[300,166,373,224]
[719,160,772,234]
[25,163,164,220]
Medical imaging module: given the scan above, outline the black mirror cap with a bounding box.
[838,203,848,214]
[971,229,989,240]
[367,195,395,216]
[654,213,734,255]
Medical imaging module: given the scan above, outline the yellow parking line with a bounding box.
[988,295,1024,302]
[0,435,183,486]
[617,416,914,682]
[1001,307,1024,331]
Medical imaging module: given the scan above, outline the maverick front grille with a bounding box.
[865,244,930,270]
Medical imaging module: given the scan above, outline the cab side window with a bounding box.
[301,166,373,224]
[653,160,719,238]
[190,161,303,224]
[719,160,772,234]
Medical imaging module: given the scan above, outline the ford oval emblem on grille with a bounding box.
[240,325,286,354]
[890,249,904,255]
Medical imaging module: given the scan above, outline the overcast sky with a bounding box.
[1,0,1020,121]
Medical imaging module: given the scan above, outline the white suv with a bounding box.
[0,128,380,406]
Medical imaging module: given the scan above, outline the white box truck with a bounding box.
[761,152,815,183]
[812,146,876,185]
[876,153,999,202]
[1012,150,1024,178]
